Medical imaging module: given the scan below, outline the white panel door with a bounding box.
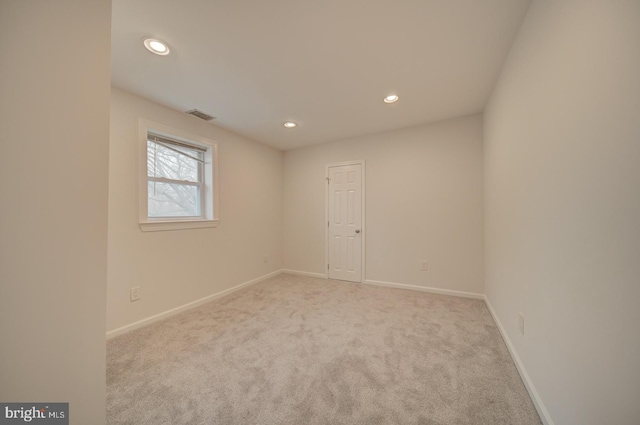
[328,163,362,282]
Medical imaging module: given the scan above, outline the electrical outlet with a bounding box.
[130,286,141,302]
[263,254,269,263]
[420,260,428,271]
[518,312,525,335]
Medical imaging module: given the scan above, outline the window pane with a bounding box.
[148,181,200,217]
[147,140,201,182]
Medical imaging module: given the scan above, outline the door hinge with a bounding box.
[328,221,329,227]
[327,264,329,270]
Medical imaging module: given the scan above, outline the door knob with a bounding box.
[355,229,360,233]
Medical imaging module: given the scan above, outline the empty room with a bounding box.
[1,1,639,425]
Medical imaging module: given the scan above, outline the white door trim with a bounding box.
[325,160,366,282]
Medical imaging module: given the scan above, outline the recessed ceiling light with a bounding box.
[144,38,170,56]
[284,121,297,128]
[384,94,399,103]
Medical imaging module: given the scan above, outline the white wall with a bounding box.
[484,1,640,424]
[0,1,111,424]
[283,115,484,294]
[107,88,283,332]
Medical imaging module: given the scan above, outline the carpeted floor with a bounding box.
[107,273,541,425]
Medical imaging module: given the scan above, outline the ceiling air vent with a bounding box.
[185,109,216,121]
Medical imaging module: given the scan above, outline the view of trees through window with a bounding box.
[147,138,204,217]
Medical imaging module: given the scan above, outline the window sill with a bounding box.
[139,219,219,232]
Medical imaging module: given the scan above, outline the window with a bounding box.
[139,119,218,231]
[147,134,205,218]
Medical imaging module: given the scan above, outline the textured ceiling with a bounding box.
[111,0,531,150]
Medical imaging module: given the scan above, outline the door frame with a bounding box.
[325,160,366,282]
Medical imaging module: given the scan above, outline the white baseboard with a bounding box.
[280,272,484,300]
[281,269,327,279]
[364,278,484,299]
[484,296,554,425]
[106,269,282,339]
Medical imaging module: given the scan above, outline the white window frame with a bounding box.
[138,118,219,232]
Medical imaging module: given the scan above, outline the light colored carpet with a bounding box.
[107,273,541,425]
